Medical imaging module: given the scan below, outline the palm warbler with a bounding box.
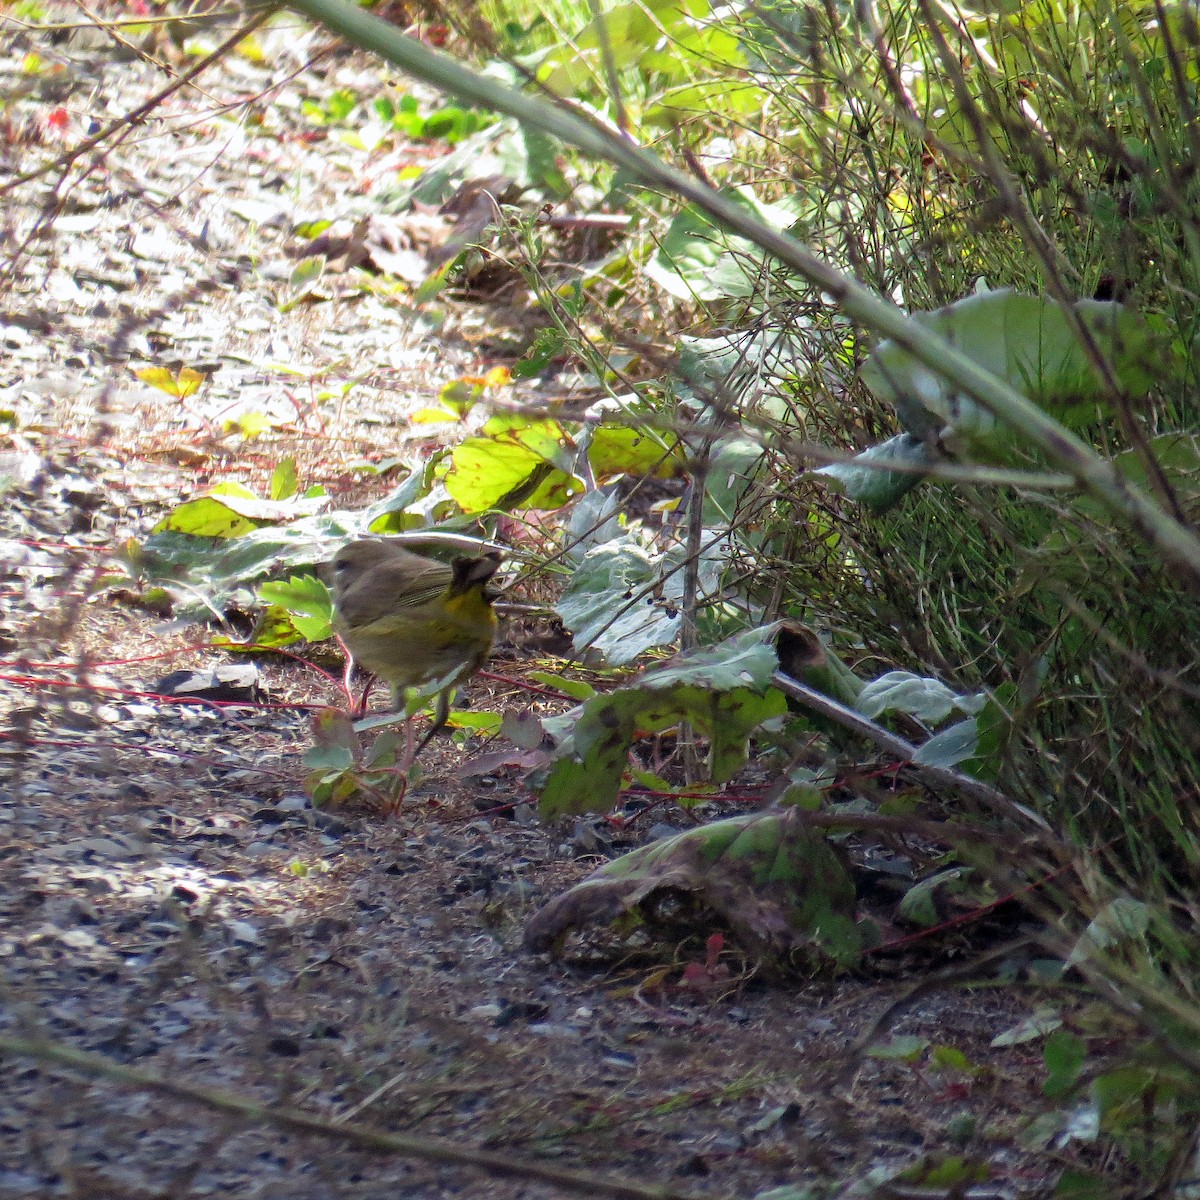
[331,538,501,751]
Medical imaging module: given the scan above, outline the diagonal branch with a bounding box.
[0,1032,705,1200]
[280,0,1200,590]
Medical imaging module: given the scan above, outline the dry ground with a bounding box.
[1,11,1059,1198]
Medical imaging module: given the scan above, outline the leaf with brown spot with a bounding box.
[525,808,863,968]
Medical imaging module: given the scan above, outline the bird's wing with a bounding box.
[336,558,454,627]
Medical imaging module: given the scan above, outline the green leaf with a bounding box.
[898,1157,988,1188]
[538,629,787,817]
[362,728,402,770]
[912,718,979,768]
[445,415,583,512]
[1090,1065,1163,1120]
[257,574,334,641]
[304,744,355,771]
[270,457,299,501]
[1064,896,1151,967]
[646,187,791,302]
[587,425,683,481]
[930,1045,976,1073]
[991,1007,1063,1047]
[439,378,484,416]
[858,671,981,724]
[554,539,677,664]
[637,626,781,691]
[896,867,973,928]
[866,1034,929,1061]
[554,534,725,665]
[443,708,503,735]
[1112,432,1200,515]
[1053,1168,1109,1199]
[225,412,280,440]
[152,495,262,539]
[362,467,437,530]
[152,482,327,538]
[514,325,567,379]
[232,605,305,650]
[1043,1030,1087,1099]
[288,254,326,292]
[528,670,596,701]
[701,436,767,526]
[814,433,936,512]
[134,365,205,399]
[540,0,705,91]
[864,289,1160,450]
[134,512,358,612]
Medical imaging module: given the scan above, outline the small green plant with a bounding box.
[304,709,406,809]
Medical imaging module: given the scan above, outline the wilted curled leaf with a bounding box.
[524,808,864,969]
[775,621,863,707]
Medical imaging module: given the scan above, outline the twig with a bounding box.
[836,935,1038,1087]
[771,672,1053,833]
[278,0,1200,589]
[0,3,276,195]
[0,1033,706,1200]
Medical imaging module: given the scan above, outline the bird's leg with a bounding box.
[385,684,413,815]
[338,639,377,717]
[349,666,376,718]
[387,747,410,815]
[412,688,452,760]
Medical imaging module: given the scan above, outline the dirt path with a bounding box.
[1,12,1051,1197]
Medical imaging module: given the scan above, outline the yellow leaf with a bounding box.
[235,34,264,61]
[484,365,512,388]
[438,379,483,416]
[175,367,206,398]
[134,365,206,399]
[223,411,277,439]
[409,406,459,424]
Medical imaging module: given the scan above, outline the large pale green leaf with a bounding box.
[587,425,684,481]
[677,328,815,392]
[701,435,767,526]
[555,539,680,663]
[362,467,438,530]
[538,628,787,817]
[1064,896,1152,968]
[858,671,984,724]
[524,808,863,967]
[815,433,936,512]
[539,681,785,817]
[911,718,978,768]
[152,482,328,538]
[637,626,780,691]
[539,0,710,93]
[646,188,801,303]
[916,683,1018,781]
[864,289,1160,449]
[896,867,976,928]
[554,534,726,664]
[131,513,358,612]
[1111,433,1200,514]
[646,77,769,125]
[151,495,262,540]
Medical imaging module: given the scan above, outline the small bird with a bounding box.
[330,538,501,757]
